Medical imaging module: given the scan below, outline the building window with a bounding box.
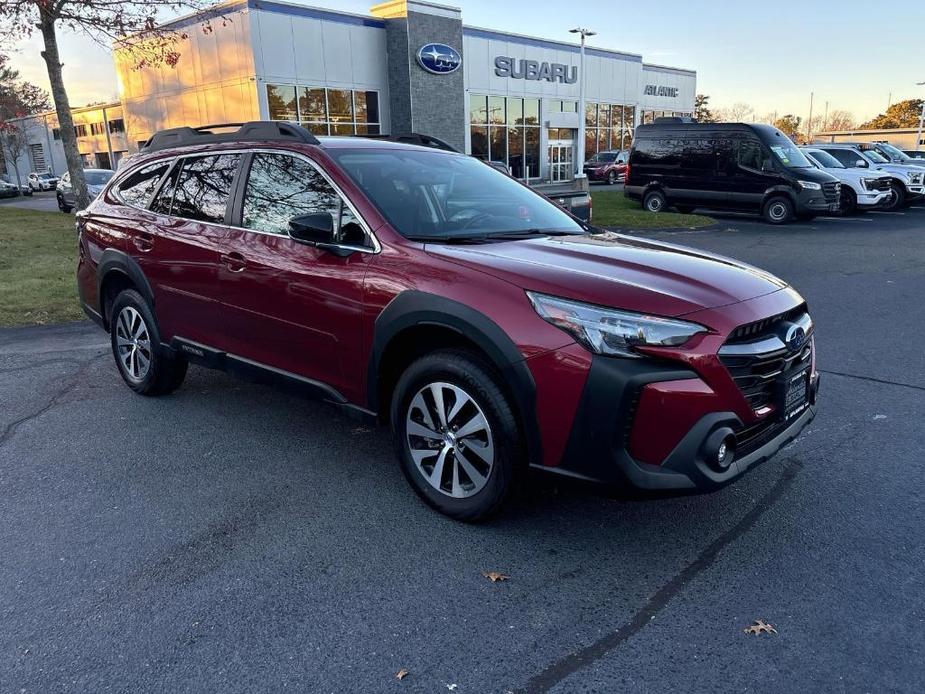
[108,119,125,133]
[90,122,105,136]
[74,124,88,138]
[469,94,540,180]
[266,84,381,136]
[30,143,46,172]
[52,128,61,140]
[584,102,635,157]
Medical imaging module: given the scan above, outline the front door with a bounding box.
[547,133,575,182]
[218,151,376,399]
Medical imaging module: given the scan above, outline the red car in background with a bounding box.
[76,121,819,521]
[583,150,629,184]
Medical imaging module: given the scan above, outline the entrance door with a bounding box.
[547,137,575,182]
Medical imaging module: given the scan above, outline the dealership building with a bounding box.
[113,0,695,182]
[2,0,696,184]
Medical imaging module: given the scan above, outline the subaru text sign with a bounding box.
[417,44,461,75]
[494,56,578,84]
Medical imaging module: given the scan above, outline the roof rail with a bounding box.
[140,121,320,153]
[357,132,460,153]
[651,116,698,125]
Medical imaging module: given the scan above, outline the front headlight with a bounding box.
[911,172,924,185]
[527,292,707,358]
[798,180,822,191]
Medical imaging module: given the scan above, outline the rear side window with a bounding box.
[822,149,857,167]
[153,154,240,223]
[116,161,170,208]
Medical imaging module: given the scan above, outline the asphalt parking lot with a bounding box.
[0,190,59,213]
[2,206,924,693]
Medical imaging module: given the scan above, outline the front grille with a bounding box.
[822,181,840,203]
[720,344,812,411]
[734,418,789,458]
[726,303,806,344]
[867,177,891,192]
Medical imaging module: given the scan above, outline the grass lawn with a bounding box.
[591,189,714,229]
[0,207,83,327]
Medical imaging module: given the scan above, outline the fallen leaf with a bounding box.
[447,685,458,691]
[743,619,778,636]
[395,669,409,681]
[482,571,510,582]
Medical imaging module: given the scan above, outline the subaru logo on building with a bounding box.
[785,324,807,352]
[416,43,461,74]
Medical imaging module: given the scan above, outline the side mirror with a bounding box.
[288,212,353,257]
[855,159,868,168]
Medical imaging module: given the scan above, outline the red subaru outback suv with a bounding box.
[77,122,819,520]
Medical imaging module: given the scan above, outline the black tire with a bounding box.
[643,189,667,213]
[884,182,905,211]
[762,196,794,224]
[840,187,857,215]
[57,195,72,213]
[390,349,523,522]
[675,205,695,214]
[109,289,187,396]
[607,171,618,185]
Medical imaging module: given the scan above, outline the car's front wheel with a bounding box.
[391,349,522,521]
[762,196,794,224]
[57,194,72,213]
[643,189,667,213]
[109,289,187,396]
[607,171,618,185]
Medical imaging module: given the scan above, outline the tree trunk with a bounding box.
[38,12,88,209]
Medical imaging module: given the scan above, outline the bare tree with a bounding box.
[0,122,31,189]
[0,1,212,208]
[716,102,756,123]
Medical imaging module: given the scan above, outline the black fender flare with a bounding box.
[96,249,155,322]
[368,291,542,465]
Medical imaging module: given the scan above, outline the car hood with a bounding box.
[822,167,887,185]
[873,163,923,178]
[426,232,788,317]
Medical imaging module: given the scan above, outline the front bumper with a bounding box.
[540,354,818,491]
[801,194,840,213]
[857,191,892,208]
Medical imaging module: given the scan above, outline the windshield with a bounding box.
[863,150,889,164]
[876,143,912,162]
[85,171,114,185]
[39,173,55,179]
[806,149,844,169]
[330,149,586,240]
[768,143,814,169]
[589,152,618,163]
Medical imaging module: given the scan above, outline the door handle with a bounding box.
[221,252,246,273]
[133,233,154,252]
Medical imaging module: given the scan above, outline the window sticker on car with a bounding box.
[770,146,790,164]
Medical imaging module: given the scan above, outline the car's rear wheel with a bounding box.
[643,189,667,213]
[109,289,187,396]
[57,194,72,213]
[391,349,522,521]
[762,196,794,224]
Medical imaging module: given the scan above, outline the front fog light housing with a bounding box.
[527,291,707,358]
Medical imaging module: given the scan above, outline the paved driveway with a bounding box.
[1,207,924,693]
[0,190,60,213]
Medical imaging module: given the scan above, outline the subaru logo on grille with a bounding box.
[416,43,461,74]
[785,324,807,352]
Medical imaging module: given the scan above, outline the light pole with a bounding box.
[916,81,925,152]
[570,27,596,178]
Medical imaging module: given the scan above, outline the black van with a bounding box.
[625,120,842,224]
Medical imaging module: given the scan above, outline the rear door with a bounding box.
[218,151,377,398]
[136,153,241,346]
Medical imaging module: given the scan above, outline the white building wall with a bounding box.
[116,4,259,149]
[250,5,391,129]
[639,64,697,117]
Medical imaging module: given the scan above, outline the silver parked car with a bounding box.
[56,169,115,212]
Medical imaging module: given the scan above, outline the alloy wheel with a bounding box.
[768,202,788,221]
[405,382,495,498]
[115,306,152,383]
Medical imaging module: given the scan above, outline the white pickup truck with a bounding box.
[800,147,893,213]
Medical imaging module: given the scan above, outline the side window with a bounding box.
[825,149,856,167]
[738,139,766,170]
[681,138,713,171]
[242,153,369,246]
[168,154,241,223]
[118,161,171,209]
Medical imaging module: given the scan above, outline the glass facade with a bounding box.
[267,84,381,135]
[583,102,636,157]
[641,109,693,124]
[469,94,541,180]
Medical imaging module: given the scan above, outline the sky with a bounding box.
[5,0,925,122]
